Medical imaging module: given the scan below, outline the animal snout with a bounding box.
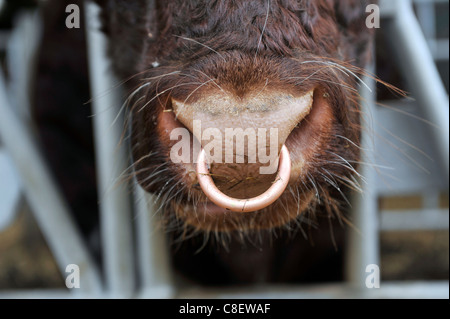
[169,88,314,211]
[131,50,349,231]
[74,0,374,233]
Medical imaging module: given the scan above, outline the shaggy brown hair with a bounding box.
[95,0,378,236]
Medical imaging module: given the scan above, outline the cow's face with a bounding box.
[97,0,375,233]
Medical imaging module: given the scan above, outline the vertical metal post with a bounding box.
[382,0,449,177]
[135,188,174,298]
[84,1,135,298]
[346,72,380,290]
[415,0,436,40]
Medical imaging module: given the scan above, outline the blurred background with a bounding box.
[0,0,448,298]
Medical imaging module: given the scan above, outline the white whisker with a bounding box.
[254,0,271,62]
[175,35,226,62]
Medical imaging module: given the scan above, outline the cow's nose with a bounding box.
[171,89,314,210]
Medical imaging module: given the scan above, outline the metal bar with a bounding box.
[427,39,450,61]
[0,69,103,295]
[134,187,174,298]
[84,1,135,298]
[412,0,448,4]
[0,149,22,232]
[176,281,449,299]
[380,209,449,231]
[422,190,440,209]
[415,0,436,39]
[346,72,380,287]
[133,0,174,298]
[0,281,447,299]
[5,11,42,122]
[382,0,450,178]
[0,290,76,299]
[0,32,9,50]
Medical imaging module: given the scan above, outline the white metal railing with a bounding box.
[0,36,103,297]
[84,2,135,298]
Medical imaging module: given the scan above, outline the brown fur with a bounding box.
[94,0,377,284]
[94,0,374,231]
